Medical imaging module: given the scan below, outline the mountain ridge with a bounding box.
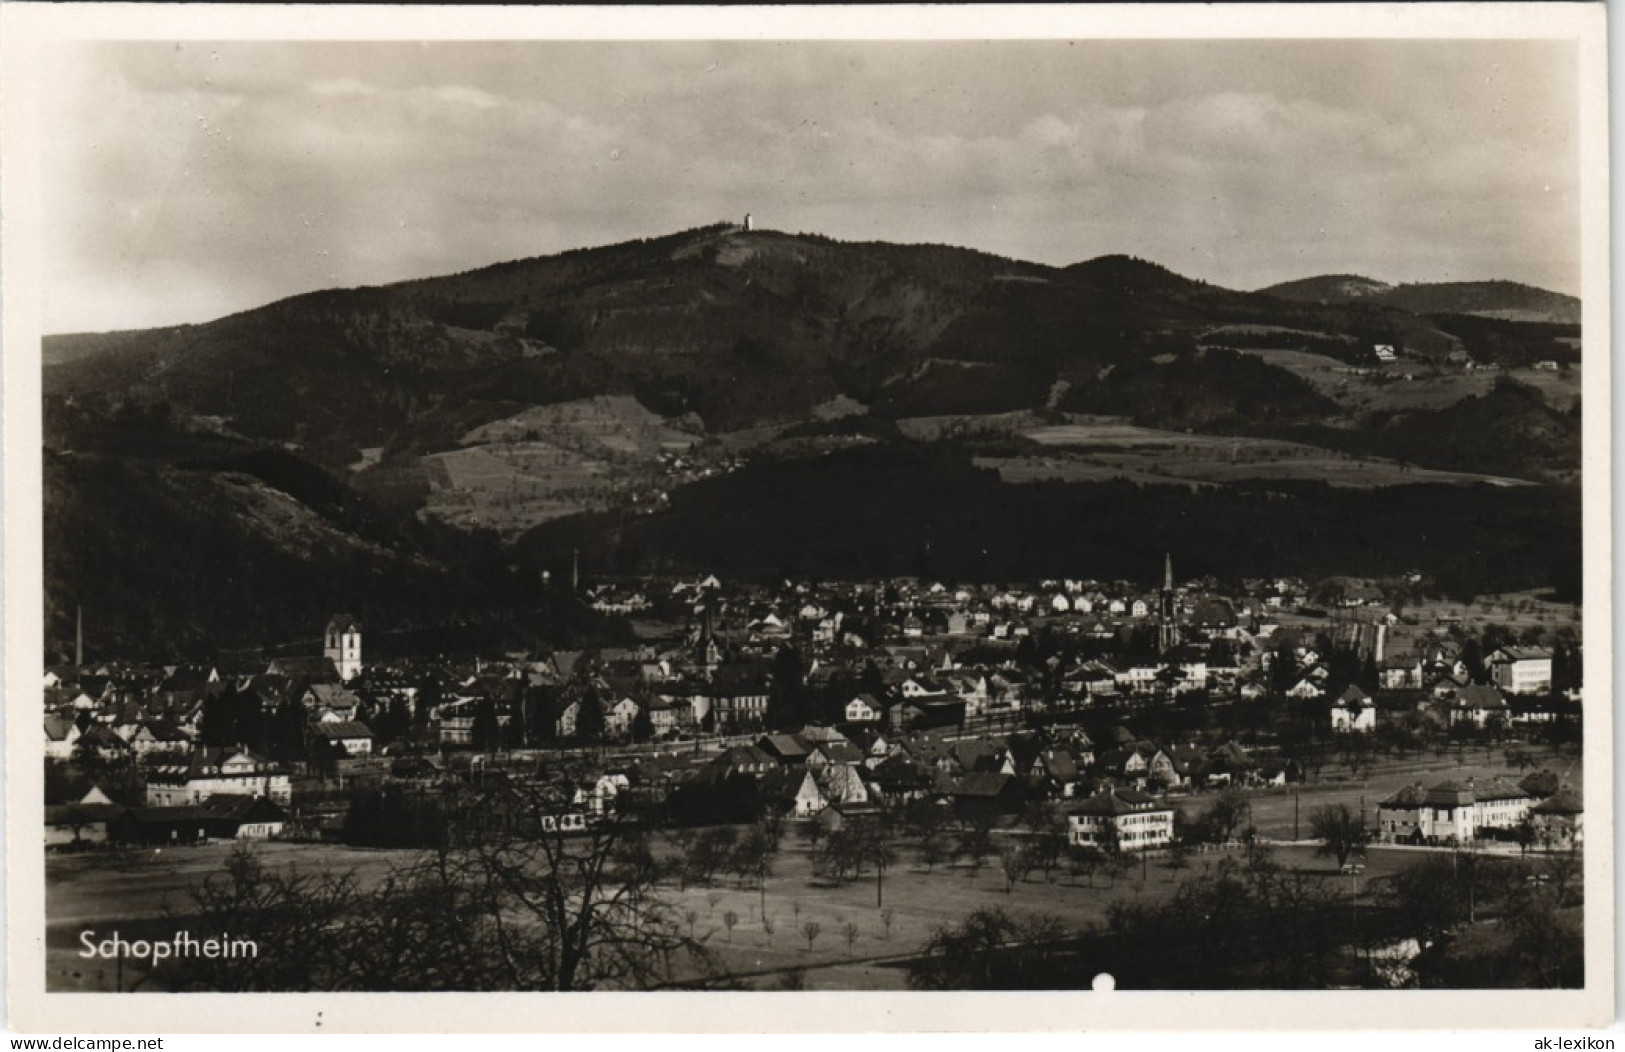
[40,224,1584,658]
[1260,273,1579,325]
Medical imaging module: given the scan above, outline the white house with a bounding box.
[1376,779,1531,845]
[845,694,882,723]
[1065,787,1174,852]
[145,748,292,807]
[1448,685,1510,728]
[605,696,642,737]
[1330,685,1377,733]
[308,720,376,756]
[44,715,81,760]
[1488,646,1553,695]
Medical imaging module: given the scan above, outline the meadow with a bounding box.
[45,744,1579,992]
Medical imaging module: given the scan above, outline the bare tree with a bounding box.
[841,919,860,953]
[802,920,823,953]
[163,785,720,993]
[1309,803,1370,870]
[1000,844,1033,895]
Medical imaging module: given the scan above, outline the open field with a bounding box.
[1365,593,1584,662]
[461,396,699,457]
[45,833,1377,993]
[1202,344,1360,398]
[894,410,1048,441]
[1224,347,1581,416]
[1176,746,1582,842]
[982,418,1530,488]
[976,453,1525,490]
[409,396,712,535]
[47,742,1581,992]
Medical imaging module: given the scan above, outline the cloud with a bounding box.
[41,40,1582,332]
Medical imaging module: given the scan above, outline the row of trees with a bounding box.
[904,841,1583,991]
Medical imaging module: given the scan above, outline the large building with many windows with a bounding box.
[1065,787,1175,851]
[1488,646,1553,695]
[1375,778,1532,845]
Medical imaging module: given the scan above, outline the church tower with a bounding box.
[325,614,363,683]
[743,212,753,233]
[1158,554,1180,653]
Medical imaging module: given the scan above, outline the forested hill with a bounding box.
[41,223,1584,658]
[1260,274,1579,325]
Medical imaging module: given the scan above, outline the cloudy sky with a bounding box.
[44,38,1579,333]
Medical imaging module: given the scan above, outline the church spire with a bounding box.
[1158,553,1179,654]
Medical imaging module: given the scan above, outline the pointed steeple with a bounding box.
[1158,554,1179,654]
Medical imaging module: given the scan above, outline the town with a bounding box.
[45,561,1585,992]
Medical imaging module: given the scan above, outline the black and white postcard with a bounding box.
[2,2,1611,1033]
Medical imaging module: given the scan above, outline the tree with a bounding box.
[999,845,1033,895]
[1164,840,1192,879]
[841,919,860,953]
[685,827,738,887]
[817,829,858,883]
[905,908,1067,990]
[630,705,655,744]
[306,735,343,783]
[471,698,499,755]
[730,824,778,915]
[956,818,996,873]
[1309,803,1370,870]
[1022,802,1069,882]
[163,792,725,992]
[1377,855,1469,947]
[766,645,808,729]
[801,920,823,953]
[434,786,721,990]
[919,834,948,874]
[856,821,897,908]
[1513,813,1538,858]
[1195,787,1251,845]
[723,909,740,942]
[573,689,606,745]
[1067,845,1102,888]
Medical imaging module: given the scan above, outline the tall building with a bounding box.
[1158,553,1180,653]
[324,615,363,683]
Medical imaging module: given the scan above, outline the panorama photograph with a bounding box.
[35,31,1591,996]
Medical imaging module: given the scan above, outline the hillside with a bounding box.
[1261,275,1579,325]
[515,444,1581,601]
[40,224,1586,655]
[1258,274,1394,302]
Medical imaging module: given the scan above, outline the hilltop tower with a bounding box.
[1158,554,1180,653]
[325,614,363,683]
[742,212,753,233]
